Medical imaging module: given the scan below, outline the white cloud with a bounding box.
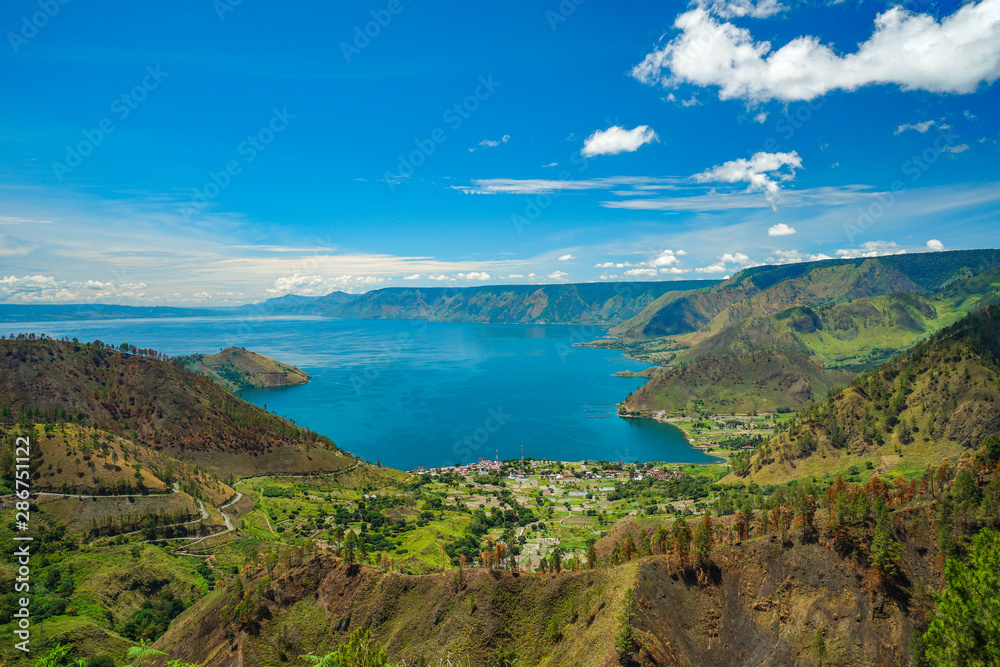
[701,0,786,19]
[548,270,569,280]
[581,125,659,157]
[895,120,936,135]
[694,151,802,209]
[835,240,907,258]
[471,135,511,151]
[505,274,525,279]
[624,268,659,277]
[268,273,328,296]
[453,175,680,195]
[0,274,76,304]
[942,144,970,153]
[457,272,491,281]
[541,162,558,168]
[649,249,682,267]
[767,223,797,236]
[694,251,759,273]
[558,254,575,261]
[403,273,421,280]
[926,239,946,252]
[753,111,768,123]
[594,262,616,268]
[767,249,833,264]
[632,0,1000,103]
[428,274,456,282]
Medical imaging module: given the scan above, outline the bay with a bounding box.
[2,316,712,470]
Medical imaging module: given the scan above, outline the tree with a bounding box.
[692,520,713,565]
[622,533,636,561]
[923,529,1000,666]
[799,494,817,543]
[587,543,598,569]
[812,631,827,666]
[983,434,1000,467]
[733,510,748,543]
[672,518,692,567]
[655,525,670,554]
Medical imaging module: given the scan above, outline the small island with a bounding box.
[177,346,310,392]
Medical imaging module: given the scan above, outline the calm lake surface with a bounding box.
[3,316,711,470]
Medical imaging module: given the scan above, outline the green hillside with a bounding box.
[176,347,310,392]
[620,261,1000,415]
[613,249,1000,340]
[0,337,349,477]
[732,304,1000,483]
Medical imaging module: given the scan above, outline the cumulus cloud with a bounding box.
[895,120,937,135]
[581,125,659,157]
[926,239,946,251]
[594,249,689,276]
[767,249,833,264]
[768,223,797,236]
[268,273,388,295]
[403,274,421,280]
[558,254,575,261]
[632,0,1000,103]
[694,151,802,209]
[457,272,491,281]
[268,273,330,296]
[0,274,76,304]
[835,240,907,258]
[701,0,786,19]
[548,270,569,280]
[695,252,758,273]
[942,144,970,153]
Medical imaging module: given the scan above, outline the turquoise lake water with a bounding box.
[3,316,711,470]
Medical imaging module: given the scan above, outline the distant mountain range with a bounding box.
[0,280,720,326]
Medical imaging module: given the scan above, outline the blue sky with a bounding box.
[1,0,998,304]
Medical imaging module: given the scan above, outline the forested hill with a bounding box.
[317,280,719,324]
[176,346,310,392]
[0,336,350,475]
[613,249,1000,340]
[734,304,1000,482]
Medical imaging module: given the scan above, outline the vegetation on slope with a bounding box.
[613,249,1000,340]
[733,304,1000,483]
[176,346,310,392]
[0,336,349,476]
[324,281,719,325]
[620,260,1000,415]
